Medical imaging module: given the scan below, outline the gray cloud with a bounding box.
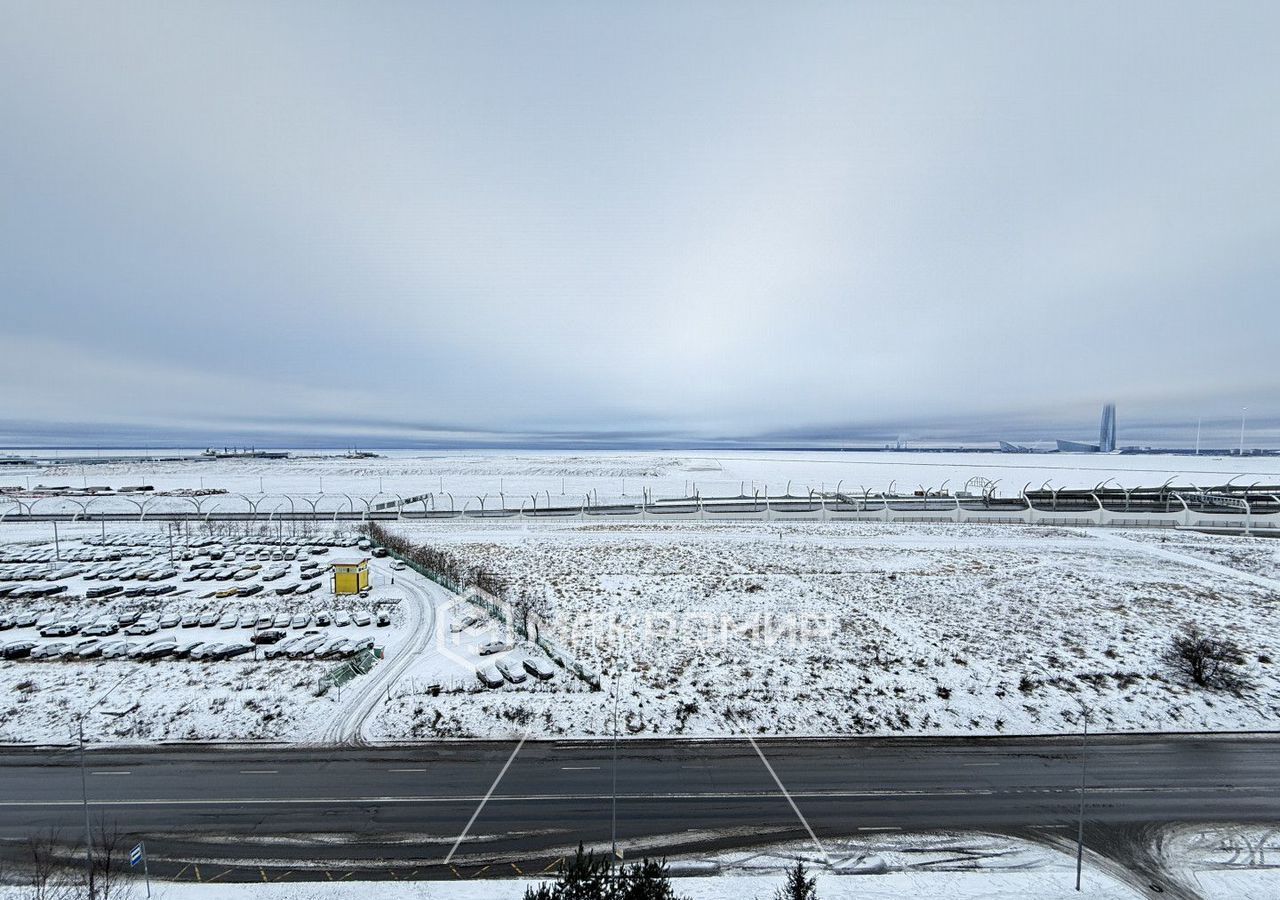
[1,2,1277,446]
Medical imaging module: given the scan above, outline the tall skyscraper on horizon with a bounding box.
[1098,403,1117,453]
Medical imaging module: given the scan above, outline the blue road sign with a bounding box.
[130,843,143,867]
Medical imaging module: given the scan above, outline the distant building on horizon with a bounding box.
[1055,402,1117,453]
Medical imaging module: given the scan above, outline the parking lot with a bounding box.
[0,527,396,666]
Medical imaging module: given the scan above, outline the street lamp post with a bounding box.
[77,670,138,899]
[1240,407,1248,456]
[1075,708,1089,892]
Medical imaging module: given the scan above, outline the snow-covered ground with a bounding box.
[372,520,1280,740]
[5,514,1279,743]
[2,827,1275,898]
[6,448,1280,504]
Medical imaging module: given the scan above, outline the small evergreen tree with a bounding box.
[773,859,819,900]
[523,844,689,900]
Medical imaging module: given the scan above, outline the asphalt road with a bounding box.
[0,734,1276,882]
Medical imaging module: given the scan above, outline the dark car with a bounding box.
[250,629,286,645]
[2,641,37,659]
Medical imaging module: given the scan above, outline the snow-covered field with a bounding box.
[7,448,1280,503]
[374,520,1280,740]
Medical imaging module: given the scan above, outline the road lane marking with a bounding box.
[90,771,131,776]
[963,762,1000,767]
[388,768,427,773]
[858,826,902,831]
[0,784,1261,807]
[561,766,600,771]
[443,732,528,864]
[239,770,278,775]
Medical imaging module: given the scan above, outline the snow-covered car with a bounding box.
[97,641,129,658]
[333,611,352,627]
[125,619,159,636]
[180,612,201,627]
[522,657,557,681]
[375,610,391,627]
[159,612,181,629]
[390,561,406,571]
[288,635,326,658]
[476,665,504,688]
[189,642,225,660]
[1,641,37,659]
[296,581,322,594]
[81,619,119,637]
[264,637,301,659]
[352,611,372,627]
[72,639,105,658]
[450,614,480,633]
[30,642,71,659]
[289,613,311,629]
[495,659,527,684]
[478,640,509,656]
[38,621,79,637]
[132,638,177,659]
[173,640,205,658]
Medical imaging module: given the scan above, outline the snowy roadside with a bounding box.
[8,828,1277,899]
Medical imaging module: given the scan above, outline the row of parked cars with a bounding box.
[259,632,377,659]
[2,630,379,662]
[1,635,255,661]
[476,655,556,688]
[1,605,390,639]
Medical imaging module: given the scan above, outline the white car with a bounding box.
[125,619,159,636]
[522,656,557,681]
[450,614,480,633]
[476,665,504,688]
[495,659,527,684]
[352,611,372,627]
[39,621,78,638]
[98,641,130,658]
[478,640,509,656]
[81,620,120,637]
[31,642,71,659]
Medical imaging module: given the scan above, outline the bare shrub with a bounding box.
[1166,623,1251,691]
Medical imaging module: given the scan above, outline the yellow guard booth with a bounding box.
[331,558,370,594]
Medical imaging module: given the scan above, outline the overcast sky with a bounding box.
[2,2,1277,448]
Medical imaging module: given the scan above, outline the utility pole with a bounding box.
[1240,407,1248,457]
[78,716,95,899]
[1075,709,1089,892]
[1195,418,1201,456]
[611,663,620,863]
[53,520,61,561]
